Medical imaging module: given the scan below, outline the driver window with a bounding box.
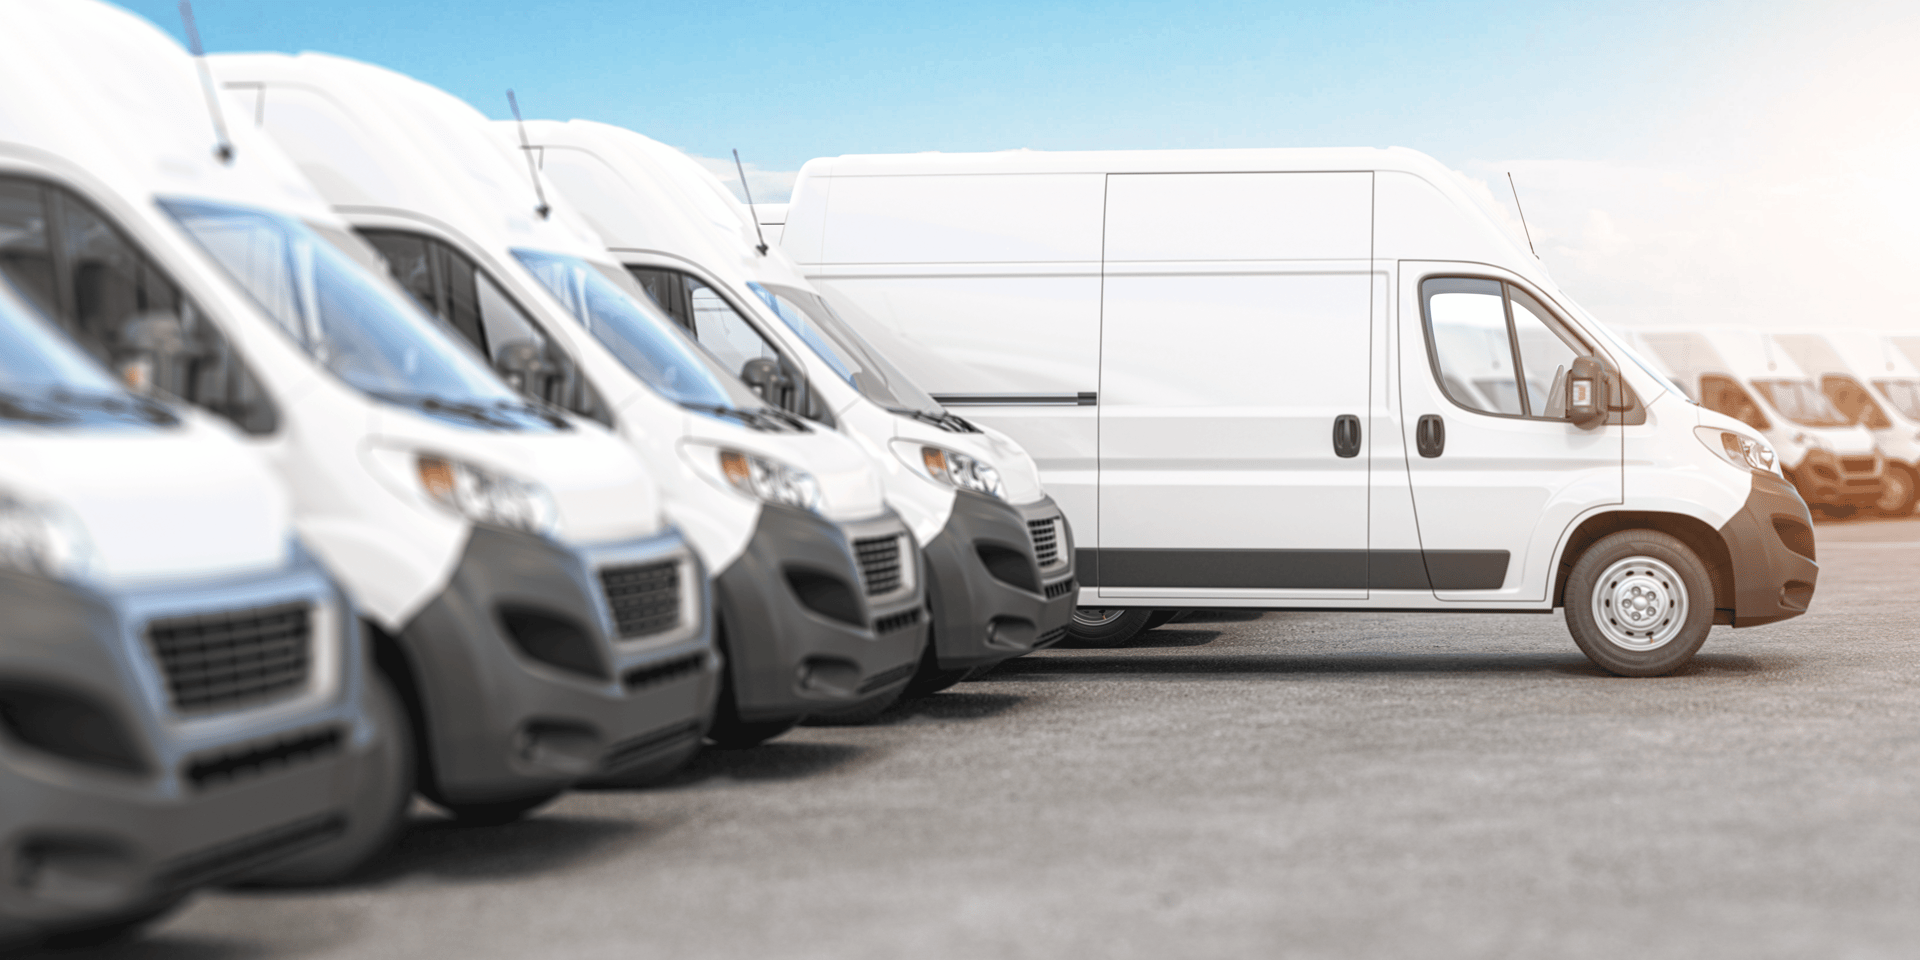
[1508,288,1584,416]
[1423,277,1521,415]
[0,177,272,433]
[687,277,780,377]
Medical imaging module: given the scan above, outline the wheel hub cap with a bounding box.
[1592,556,1688,652]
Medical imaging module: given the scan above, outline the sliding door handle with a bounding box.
[1416,414,1446,458]
[1332,414,1362,458]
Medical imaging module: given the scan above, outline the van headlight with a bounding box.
[1694,427,1781,477]
[415,455,558,535]
[710,449,821,512]
[0,496,93,580]
[895,441,1005,499]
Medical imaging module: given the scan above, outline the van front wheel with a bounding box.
[1065,607,1152,648]
[1565,530,1714,677]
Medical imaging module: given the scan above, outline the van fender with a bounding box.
[1546,500,1740,622]
[294,516,466,632]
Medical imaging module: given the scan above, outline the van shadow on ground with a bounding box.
[986,650,1777,681]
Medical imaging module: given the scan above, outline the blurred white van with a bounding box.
[779,147,1819,674]
[1772,331,1920,516]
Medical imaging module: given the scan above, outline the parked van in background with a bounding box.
[1772,331,1920,517]
[1635,329,1884,516]
[778,147,1818,673]
[508,120,1077,685]
[0,273,398,943]
[211,53,927,739]
[0,0,714,825]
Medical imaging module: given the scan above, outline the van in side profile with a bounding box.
[0,0,715,826]
[510,120,1077,688]
[1772,331,1920,517]
[212,53,928,741]
[0,276,397,946]
[780,147,1818,674]
[1635,328,1885,516]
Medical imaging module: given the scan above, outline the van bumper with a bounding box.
[1789,449,1883,507]
[396,525,719,808]
[0,555,373,942]
[713,505,927,723]
[922,492,1077,670]
[1716,471,1820,628]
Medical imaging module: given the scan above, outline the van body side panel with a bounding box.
[803,171,1109,558]
[1369,264,1430,591]
[1095,172,1374,600]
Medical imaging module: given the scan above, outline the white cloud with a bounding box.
[687,153,798,205]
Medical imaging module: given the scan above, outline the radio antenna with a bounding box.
[177,1,233,164]
[506,90,551,219]
[733,149,769,255]
[1507,171,1537,258]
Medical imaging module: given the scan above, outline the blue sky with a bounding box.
[120,0,1920,329]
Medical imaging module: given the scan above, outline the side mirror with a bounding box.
[494,340,554,394]
[1567,356,1606,428]
[114,312,194,394]
[740,357,794,408]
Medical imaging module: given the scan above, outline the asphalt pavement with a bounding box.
[73,518,1920,959]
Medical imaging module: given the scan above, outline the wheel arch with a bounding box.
[1552,511,1735,622]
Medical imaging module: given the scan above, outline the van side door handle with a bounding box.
[1332,414,1361,458]
[1416,414,1446,458]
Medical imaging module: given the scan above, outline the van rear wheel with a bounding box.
[1065,607,1152,648]
[1565,530,1713,677]
[1877,464,1917,517]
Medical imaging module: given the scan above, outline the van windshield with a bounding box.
[512,249,766,416]
[162,200,557,431]
[1875,379,1920,422]
[747,282,946,418]
[0,279,174,428]
[1753,379,1849,428]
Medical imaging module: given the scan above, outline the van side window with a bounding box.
[1421,277,1589,420]
[0,176,275,434]
[627,265,828,422]
[357,228,612,427]
[1821,375,1890,429]
[1699,375,1771,431]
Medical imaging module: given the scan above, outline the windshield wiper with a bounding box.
[376,393,558,430]
[684,402,801,433]
[0,388,177,426]
[889,406,981,434]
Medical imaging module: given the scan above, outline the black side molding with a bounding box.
[933,392,1097,407]
[1073,548,1509,591]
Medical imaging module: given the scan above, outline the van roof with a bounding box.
[801,146,1435,179]
[0,0,334,223]
[1635,327,1812,380]
[207,52,614,265]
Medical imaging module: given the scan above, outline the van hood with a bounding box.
[0,418,291,585]
[365,403,663,545]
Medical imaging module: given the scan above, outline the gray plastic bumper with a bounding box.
[712,505,927,722]
[922,492,1077,670]
[392,525,719,808]
[1717,471,1820,627]
[0,550,380,939]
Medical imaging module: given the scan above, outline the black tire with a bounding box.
[1141,609,1182,631]
[1064,607,1153,648]
[438,791,561,826]
[241,671,415,886]
[36,896,187,950]
[1565,529,1714,677]
[1877,464,1917,517]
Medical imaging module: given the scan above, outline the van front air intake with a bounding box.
[1028,518,1063,568]
[855,535,903,596]
[599,560,682,638]
[145,602,312,713]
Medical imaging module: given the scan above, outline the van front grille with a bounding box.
[146,602,312,713]
[1044,577,1078,600]
[873,607,923,635]
[855,535,903,596]
[185,726,343,792]
[1028,518,1062,568]
[622,653,707,691]
[599,560,682,638]
[1841,456,1876,474]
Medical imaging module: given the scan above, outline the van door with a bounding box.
[1096,172,1374,599]
[1397,264,1622,602]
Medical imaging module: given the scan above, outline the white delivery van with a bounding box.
[507,120,1077,688]
[1636,328,1885,515]
[780,147,1820,674]
[1772,331,1920,516]
[211,53,927,739]
[0,276,400,942]
[0,0,716,825]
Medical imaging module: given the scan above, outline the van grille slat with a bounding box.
[146,603,312,713]
[622,653,707,691]
[1028,518,1063,569]
[1840,456,1876,474]
[855,536,904,596]
[599,560,682,638]
[185,726,343,792]
[1044,577,1078,600]
[873,607,923,635]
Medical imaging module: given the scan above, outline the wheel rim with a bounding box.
[1072,607,1126,627]
[1591,555,1688,652]
[1878,468,1913,513]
